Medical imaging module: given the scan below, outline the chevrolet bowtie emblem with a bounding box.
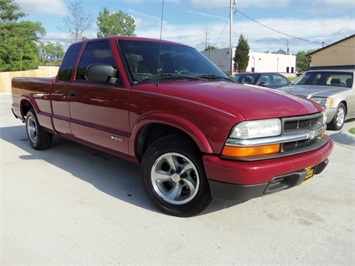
[307,130,316,140]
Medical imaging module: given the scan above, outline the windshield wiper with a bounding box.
[196,74,233,81]
[140,73,203,82]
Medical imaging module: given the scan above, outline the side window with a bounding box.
[259,74,270,85]
[242,75,254,84]
[273,74,289,85]
[57,43,82,81]
[76,41,117,82]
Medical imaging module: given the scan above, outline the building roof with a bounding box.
[307,34,355,56]
[276,49,287,55]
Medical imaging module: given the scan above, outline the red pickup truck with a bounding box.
[12,37,333,217]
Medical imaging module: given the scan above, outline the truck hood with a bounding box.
[150,81,322,120]
[278,84,349,98]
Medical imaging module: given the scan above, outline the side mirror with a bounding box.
[258,82,267,87]
[85,64,120,84]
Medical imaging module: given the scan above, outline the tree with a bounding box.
[40,42,65,64]
[96,7,136,37]
[0,0,25,22]
[0,0,45,71]
[13,21,46,70]
[204,45,218,51]
[59,0,93,42]
[233,34,250,72]
[296,50,314,72]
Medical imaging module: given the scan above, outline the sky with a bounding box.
[15,0,355,54]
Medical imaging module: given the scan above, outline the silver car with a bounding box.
[278,69,355,130]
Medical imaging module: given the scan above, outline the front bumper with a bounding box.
[208,159,328,201]
[203,139,333,201]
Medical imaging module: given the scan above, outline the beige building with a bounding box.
[308,34,355,69]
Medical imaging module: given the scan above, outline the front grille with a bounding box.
[281,113,325,153]
[223,112,328,161]
[284,116,322,132]
[282,138,317,152]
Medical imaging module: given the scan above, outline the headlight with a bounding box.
[223,119,282,158]
[311,97,334,107]
[230,118,281,139]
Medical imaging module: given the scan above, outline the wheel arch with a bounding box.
[332,100,347,120]
[339,100,347,115]
[19,94,39,119]
[131,113,214,162]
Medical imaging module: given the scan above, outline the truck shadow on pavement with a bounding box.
[1,125,159,214]
[327,120,355,146]
[1,125,235,216]
[329,132,355,146]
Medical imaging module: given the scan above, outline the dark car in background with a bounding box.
[233,72,291,89]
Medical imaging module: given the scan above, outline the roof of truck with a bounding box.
[73,36,190,47]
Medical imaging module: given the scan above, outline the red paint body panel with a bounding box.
[11,36,333,193]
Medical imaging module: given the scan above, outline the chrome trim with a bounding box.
[282,112,323,122]
[225,124,326,147]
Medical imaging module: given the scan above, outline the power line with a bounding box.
[235,9,325,46]
[256,9,353,29]
[213,12,230,47]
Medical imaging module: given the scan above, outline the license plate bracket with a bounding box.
[303,165,317,183]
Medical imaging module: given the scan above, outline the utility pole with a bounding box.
[286,40,289,54]
[204,28,209,50]
[229,0,233,76]
[229,0,236,76]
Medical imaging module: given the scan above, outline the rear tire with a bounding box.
[141,135,212,217]
[328,103,346,130]
[25,109,53,150]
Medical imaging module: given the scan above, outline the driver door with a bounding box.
[69,40,131,156]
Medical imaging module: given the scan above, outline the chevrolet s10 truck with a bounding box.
[12,37,333,217]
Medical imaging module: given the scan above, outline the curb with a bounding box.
[344,129,355,139]
[343,122,355,140]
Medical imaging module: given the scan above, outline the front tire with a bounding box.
[141,135,212,217]
[328,103,346,130]
[25,109,53,150]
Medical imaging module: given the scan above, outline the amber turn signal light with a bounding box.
[222,144,280,158]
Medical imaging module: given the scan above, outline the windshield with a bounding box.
[293,71,353,88]
[116,40,229,83]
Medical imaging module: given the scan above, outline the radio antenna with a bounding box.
[160,0,165,40]
[156,0,165,87]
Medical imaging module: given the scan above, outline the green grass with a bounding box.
[349,128,355,135]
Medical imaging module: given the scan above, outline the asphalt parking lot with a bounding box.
[1,93,354,265]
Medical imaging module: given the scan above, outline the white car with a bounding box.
[278,69,355,130]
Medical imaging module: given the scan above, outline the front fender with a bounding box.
[130,112,214,156]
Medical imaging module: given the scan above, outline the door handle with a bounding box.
[69,89,76,97]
